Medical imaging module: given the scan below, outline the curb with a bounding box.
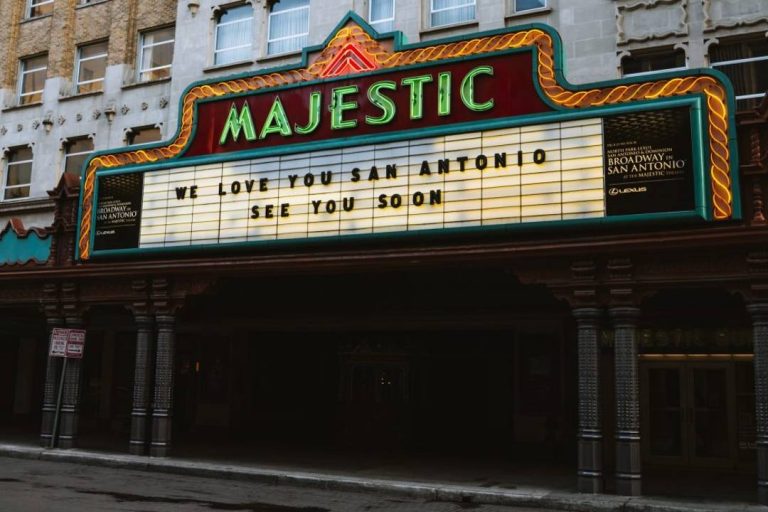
[0,444,762,512]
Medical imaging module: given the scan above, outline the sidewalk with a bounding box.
[0,442,763,512]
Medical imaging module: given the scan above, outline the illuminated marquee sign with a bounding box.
[78,14,738,259]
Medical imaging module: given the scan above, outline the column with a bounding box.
[58,316,84,449]
[749,303,768,506]
[610,306,642,496]
[40,317,63,447]
[150,314,175,457]
[129,315,154,455]
[575,307,603,493]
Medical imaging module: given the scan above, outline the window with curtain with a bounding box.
[214,4,253,65]
[3,147,33,200]
[75,41,108,93]
[430,0,475,28]
[710,37,768,110]
[369,0,394,33]
[267,0,309,55]
[622,48,686,77]
[19,55,47,105]
[514,0,545,12]
[64,138,94,177]
[139,26,175,81]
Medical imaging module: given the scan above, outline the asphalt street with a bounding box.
[0,456,557,512]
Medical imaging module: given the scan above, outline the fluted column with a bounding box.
[749,303,768,505]
[58,316,84,449]
[129,315,154,455]
[40,317,63,446]
[150,314,175,457]
[575,307,603,493]
[610,306,641,496]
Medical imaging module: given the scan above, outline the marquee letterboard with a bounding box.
[79,15,737,259]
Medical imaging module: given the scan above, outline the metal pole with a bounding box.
[50,357,68,449]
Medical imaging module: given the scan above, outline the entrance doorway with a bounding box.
[640,358,754,469]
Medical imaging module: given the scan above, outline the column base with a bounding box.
[58,409,78,450]
[150,413,172,457]
[615,438,642,496]
[150,443,171,457]
[128,442,146,456]
[577,436,603,493]
[129,412,148,455]
[40,407,55,447]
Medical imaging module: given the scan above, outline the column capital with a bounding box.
[155,314,176,328]
[609,306,641,325]
[573,307,602,323]
[747,303,768,323]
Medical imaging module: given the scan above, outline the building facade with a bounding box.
[0,0,767,505]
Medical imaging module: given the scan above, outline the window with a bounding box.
[139,27,174,81]
[267,0,309,55]
[430,0,475,28]
[214,4,253,65]
[710,37,768,110]
[127,126,162,145]
[28,0,53,18]
[369,0,394,33]
[3,147,33,200]
[75,41,108,93]
[513,0,545,12]
[622,48,686,77]
[19,55,47,105]
[63,138,94,177]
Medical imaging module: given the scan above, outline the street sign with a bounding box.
[49,328,69,357]
[65,329,86,359]
[49,328,87,359]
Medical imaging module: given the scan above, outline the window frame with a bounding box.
[621,48,687,78]
[2,147,34,201]
[74,41,108,94]
[369,0,394,33]
[213,3,254,66]
[18,55,47,105]
[266,0,310,56]
[429,0,476,28]
[63,137,94,177]
[512,0,546,13]
[710,38,768,107]
[27,0,53,18]
[126,125,163,146]
[138,26,175,82]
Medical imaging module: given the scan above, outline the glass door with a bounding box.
[688,365,736,467]
[641,361,737,468]
[642,364,686,465]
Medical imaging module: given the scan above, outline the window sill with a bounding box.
[59,90,103,102]
[203,59,254,74]
[0,196,53,214]
[20,13,52,24]
[75,0,111,9]
[122,76,172,90]
[257,50,303,64]
[505,6,552,21]
[420,20,479,37]
[2,101,42,112]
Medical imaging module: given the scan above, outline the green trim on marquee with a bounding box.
[77,12,741,260]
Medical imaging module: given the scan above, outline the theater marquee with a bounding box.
[78,14,739,259]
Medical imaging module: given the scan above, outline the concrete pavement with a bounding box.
[0,443,763,512]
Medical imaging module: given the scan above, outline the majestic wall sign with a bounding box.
[77,14,738,259]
